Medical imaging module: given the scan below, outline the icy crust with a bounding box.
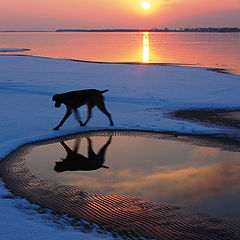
[1,55,240,239]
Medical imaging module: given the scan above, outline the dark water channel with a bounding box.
[25,134,240,219]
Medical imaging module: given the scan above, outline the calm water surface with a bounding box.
[0,32,240,74]
[26,135,240,219]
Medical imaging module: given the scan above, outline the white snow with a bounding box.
[0,182,114,240]
[1,55,240,239]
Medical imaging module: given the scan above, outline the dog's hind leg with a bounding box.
[97,102,114,126]
[53,108,72,130]
[73,109,84,126]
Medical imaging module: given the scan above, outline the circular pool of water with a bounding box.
[1,130,240,239]
[25,132,240,218]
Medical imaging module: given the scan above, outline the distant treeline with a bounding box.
[1,28,239,33]
[56,27,240,33]
[177,27,240,32]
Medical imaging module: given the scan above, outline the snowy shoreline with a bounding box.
[1,54,240,239]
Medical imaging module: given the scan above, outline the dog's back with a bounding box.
[55,89,108,108]
[65,89,108,97]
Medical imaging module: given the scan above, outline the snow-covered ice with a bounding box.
[1,55,240,239]
[0,48,30,52]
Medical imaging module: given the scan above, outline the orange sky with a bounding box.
[1,0,240,30]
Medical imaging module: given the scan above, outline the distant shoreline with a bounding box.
[56,27,240,33]
[0,27,240,33]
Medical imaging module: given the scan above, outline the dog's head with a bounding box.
[52,94,62,108]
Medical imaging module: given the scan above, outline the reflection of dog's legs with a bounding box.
[87,137,96,158]
[60,141,72,155]
[73,139,81,153]
[73,109,84,126]
[98,136,112,159]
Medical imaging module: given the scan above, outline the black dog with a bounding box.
[52,89,114,130]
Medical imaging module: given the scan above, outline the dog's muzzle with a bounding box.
[55,102,61,108]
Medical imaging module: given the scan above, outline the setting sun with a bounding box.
[142,1,151,9]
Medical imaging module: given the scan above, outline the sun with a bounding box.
[142,1,151,9]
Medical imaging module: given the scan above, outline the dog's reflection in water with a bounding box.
[54,136,112,172]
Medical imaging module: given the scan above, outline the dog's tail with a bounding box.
[101,89,109,94]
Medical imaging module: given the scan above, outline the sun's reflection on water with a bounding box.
[142,32,150,63]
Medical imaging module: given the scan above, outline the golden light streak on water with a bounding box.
[142,32,150,63]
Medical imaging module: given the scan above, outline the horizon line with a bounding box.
[0,27,240,33]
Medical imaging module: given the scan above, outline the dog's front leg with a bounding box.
[73,109,84,126]
[53,108,72,130]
